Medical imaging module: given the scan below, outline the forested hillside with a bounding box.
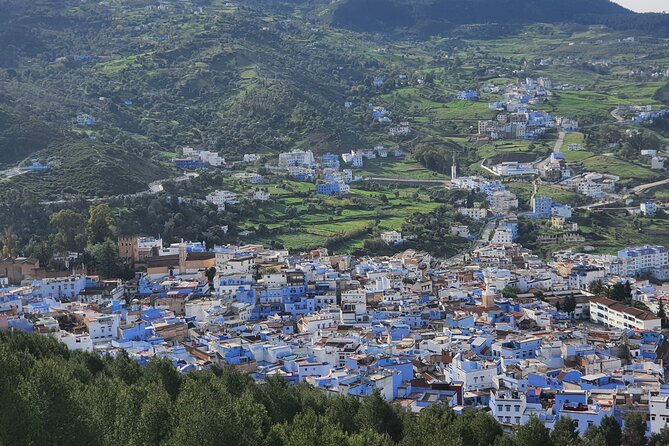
[0,0,376,199]
[328,0,630,33]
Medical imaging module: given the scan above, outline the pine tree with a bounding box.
[551,416,579,446]
[600,415,622,446]
[515,416,553,446]
[621,413,647,446]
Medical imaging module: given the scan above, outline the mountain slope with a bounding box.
[327,0,639,34]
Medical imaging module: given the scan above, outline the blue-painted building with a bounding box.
[19,161,49,172]
[532,196,553,218]
[316,182,346,195]
[457,90,479,101]
[498,221,519,240]
[322,153,341,169]
[174,159,205,169]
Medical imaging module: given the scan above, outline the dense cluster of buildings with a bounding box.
[477,77,578,140]
[2,236,669,436]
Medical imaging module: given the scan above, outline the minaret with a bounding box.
[482,287,496,309]
[451,153,457,180]
[178,239,186,275]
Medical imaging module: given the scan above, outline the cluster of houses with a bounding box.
[2,235,669,436]
[618,106,669,126]
[563,173,619,200]
[175,147,225,169]
[453,175,520,215]
[478,77,578,140]
[369,104,393,124]
[640,148,668,171]
[540,152,571,182]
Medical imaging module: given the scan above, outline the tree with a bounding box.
[205,267,217,291]
[87,204,115,244]
[623,281,632,299]
[50,209,86,252]
[589,280,605,295]
[582,425,607,446]
[86,239,121,278]
[468,411,504,446]
[355,391,403,441]
[551,417,579,446]
[610,283,626,301]
[502,286,520,299]
[600,415,622,446]
[649,426,669,446]
[0,227,19,257]
[514,416,552,446]
[562,294,577,315]
[621,413,647,446]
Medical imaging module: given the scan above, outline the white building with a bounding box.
[340,289,368,324]
[206,190,238,210]
[650,392,669,434]
[253,189,271,201]
[278,150,315,168]
[298,313,336,333]
[458,207,488,221]
[651,156,666,170]
[84,313,121,343]
[381,231,403,244]
[618,245,668,276]
[451,225,471,238]
[491,228,513,245]
[446,352,498,392]
[492,162,538,177]
[488,190,519,214]
[590,296,661,331]
[51,330,93,352]
[489,389,541,426]
[182,147,224,166]
[243,154,260,163]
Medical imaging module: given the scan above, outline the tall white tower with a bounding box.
[451,156,457,180]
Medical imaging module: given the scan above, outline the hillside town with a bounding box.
[2,220,669,436]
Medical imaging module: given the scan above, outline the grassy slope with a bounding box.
[1,140,169,200]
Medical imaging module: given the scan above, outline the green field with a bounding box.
[580,155,662,185]
[354,157,449,180]
[507,182,587,209]
[574,211,669,254]
[224,172,445,252]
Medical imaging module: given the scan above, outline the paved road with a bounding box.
[39,172,199,205]
[630,177,669,195]
[479,160,500,177]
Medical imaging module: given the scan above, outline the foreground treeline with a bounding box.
[0,331,667,446]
